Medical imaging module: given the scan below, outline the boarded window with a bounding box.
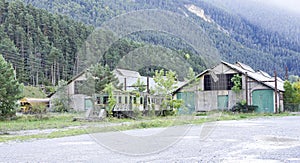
[204,74,237,91]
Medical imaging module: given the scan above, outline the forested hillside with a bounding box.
[0,1,93,86]
[17,0,300,78]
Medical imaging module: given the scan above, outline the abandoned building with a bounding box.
[49,69,159,111]
[174,61,285,113]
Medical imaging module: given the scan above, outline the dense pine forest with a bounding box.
[1,0,300,86]
[0,1,93,85]
[17,0,300,77]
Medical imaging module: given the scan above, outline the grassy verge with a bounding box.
[0,113,86,132]
[0,112,296,143]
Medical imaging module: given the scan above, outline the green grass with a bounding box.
[0,113,87,132]
[22,86,47,98]
[0,112,296,143]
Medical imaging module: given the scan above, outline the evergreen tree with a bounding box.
[0,54,22,118]
[90,64,121,93]
[77,64,121,96]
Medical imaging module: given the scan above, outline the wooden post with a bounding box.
[274,71,278,113]
[245,72,248,105]
[285,66,289,80]
[147,77,150,93]
[124,78,127,91]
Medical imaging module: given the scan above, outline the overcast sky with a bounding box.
[258,0,300,13]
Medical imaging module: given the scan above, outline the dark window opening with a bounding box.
[118,96,122,103]
[96,97,101,104]
[204,74,239,91]
[103,96,109,104]
[140,97,143,105]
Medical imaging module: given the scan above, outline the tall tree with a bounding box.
[0,54,22,118]
[77,64,121,96]
[153,69,182,115]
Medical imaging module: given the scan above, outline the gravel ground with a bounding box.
[1,116,300,162]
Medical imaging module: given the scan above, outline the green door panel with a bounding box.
[84,98,93,110]
[252,90,274,113]
[218,95,228,110]
[177,92,195,114]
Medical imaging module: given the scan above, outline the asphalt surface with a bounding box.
[1,116,300,162]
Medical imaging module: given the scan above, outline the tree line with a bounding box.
[0,0,93,86]
[18,0,300,77]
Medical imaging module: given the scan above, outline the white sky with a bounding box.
[258,0,300,13]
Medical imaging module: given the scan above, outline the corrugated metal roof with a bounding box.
[235,62,255,72]
[222,61,284,91]
[114,68,141,78]
[257,70,272,78]
[119,75,184,92]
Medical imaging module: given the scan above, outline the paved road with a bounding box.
[1,116,300,162]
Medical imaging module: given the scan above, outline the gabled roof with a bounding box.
[173,69,210,94]
[114,68,141,78]
[256,70,272,78]
[235,62,255,72]
[221,61,284,92]
[47,70,87,98]
[66,70,87,85]
[174,61,285,94]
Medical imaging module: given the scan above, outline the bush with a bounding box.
[231,101,257,113]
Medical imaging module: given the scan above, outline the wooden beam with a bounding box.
[245,72,248,105]
[274,70,278,113]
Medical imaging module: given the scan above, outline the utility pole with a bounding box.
[285,66,289,80]
[147,76,150,93]
[124,78,127,91]
[274,70,278,113]
[245,72,248,105]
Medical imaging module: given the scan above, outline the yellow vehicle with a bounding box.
[19,98,50,114]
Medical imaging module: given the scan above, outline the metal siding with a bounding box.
[252,90,274,113]
[217,95,229,110]
[177,92,195,114]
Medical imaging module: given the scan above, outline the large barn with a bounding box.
[174,61,285,113]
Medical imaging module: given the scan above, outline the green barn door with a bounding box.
[177,92,195,114]
[218,95,228,110]
[84,98,93,110]
[252,90,274,113]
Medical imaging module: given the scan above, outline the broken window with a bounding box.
[204,74,237,91]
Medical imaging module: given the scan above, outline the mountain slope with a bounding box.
[10,0,300,77]
[0,1,93,85]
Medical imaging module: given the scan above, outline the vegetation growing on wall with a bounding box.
[231,74,242,93]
